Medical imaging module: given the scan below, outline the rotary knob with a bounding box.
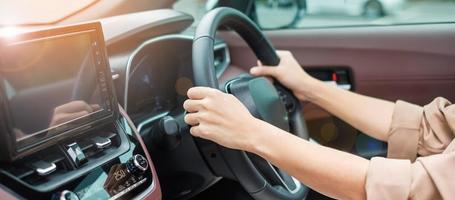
[126,154,149,175]
[58,190,79,200]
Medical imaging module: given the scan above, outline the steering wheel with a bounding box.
[192,7,310,200]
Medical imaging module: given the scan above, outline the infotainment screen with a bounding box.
[0,25,113,150]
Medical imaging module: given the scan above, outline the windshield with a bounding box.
[0,0,98,26]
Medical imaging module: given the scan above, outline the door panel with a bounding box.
[220,23,455,104]
[219,23,455,155]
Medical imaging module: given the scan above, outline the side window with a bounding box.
[255,0,455,29]
[174,0,455,29]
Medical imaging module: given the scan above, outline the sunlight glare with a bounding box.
[0,26,21,38]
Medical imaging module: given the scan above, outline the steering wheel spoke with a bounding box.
[247,152,302,194]
[269,164,302,194]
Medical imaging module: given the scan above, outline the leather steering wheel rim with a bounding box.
[192,7,309,200]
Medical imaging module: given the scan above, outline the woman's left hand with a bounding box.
[183,87,263,151]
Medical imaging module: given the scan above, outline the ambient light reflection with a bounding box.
[0,26,21,38]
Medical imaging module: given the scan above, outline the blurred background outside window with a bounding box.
[174,0,455,29]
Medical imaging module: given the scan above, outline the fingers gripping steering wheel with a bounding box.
[192,7,310,200]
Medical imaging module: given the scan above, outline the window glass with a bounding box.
[174,0,455,29]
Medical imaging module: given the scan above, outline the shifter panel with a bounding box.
[70,151,152,200]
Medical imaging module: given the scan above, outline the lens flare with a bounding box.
[0,26,21,38]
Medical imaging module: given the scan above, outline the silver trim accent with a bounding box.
[267,161,302,194]
[323,81,351,90]
[110,178,148,200]
[133,154,149,172]
[131,176,155,200]
[66,142,81,162]
[223,75,243,93]
[59,190,80,200]
[95,138,112,149]
[213,42,230,77]
[338,84,352,90]
[36,162,57,176]
[136,111,169,133]
[310,138,319,145]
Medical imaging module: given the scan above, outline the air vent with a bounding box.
[4,147,71,186]
[214,42,230,77]
[1,125,123,189]
[79,132,119,158]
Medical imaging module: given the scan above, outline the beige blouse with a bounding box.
[366,97,455,200]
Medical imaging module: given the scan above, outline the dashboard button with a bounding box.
[33,161,57,176]
[58,190,79,200]
[126,154,148,175]
[66,143,87,167]
[92,136,112,149]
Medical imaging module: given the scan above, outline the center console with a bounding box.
[0,23,160,200]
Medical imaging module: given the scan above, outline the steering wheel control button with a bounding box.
[227,77,291,131]
[126,154,148,175]
[66,142,87,167]
[92,136,112,149]
[33,161,57,176]
[58,190,80,200]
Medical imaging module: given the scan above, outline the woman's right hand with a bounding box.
[250,50,319,101]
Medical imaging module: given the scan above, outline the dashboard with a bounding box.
[123,35,230,123]
[125,36,193,121]
[105,19,233,200]
[0,21,161,200]
[1,4,443,200]
[115,34,232,200]
[0,9,218,200]
[0,6,346,200]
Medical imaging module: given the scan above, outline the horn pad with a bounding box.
[225,76,290,132]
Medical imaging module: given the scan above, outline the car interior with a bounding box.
[0,0,454,199]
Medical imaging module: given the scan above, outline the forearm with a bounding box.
[249,120,368,200]
[299,78,395,141]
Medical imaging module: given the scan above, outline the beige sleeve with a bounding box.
[366,97,455,199]
[367,149,455,200]
[387,97,455,161]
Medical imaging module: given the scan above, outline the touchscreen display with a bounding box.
[0,31,106,143]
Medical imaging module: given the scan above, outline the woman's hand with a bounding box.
[182,87,369,200]
[183,87,265,151]
[250,50,319,101]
